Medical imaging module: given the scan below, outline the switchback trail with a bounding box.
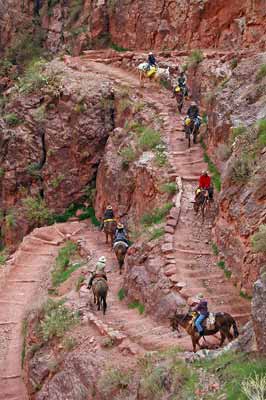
[0,54,250,399]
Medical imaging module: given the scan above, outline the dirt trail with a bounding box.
[0,54,250,399]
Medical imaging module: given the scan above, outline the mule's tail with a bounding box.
[232,318,239,338]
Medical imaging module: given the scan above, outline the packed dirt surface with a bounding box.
[0,55,250,399]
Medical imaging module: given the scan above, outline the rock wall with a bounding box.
[1,0,266,57]
[0,60,114,250]
[252,267,266,354]
[205,52,266,292]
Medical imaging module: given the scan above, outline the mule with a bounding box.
[137,63,170,87]
[170,311,239,352]
[103,220,117,248]
[174,89,185,113]
[92,278,108,315]
[194,189,209,221]
[185,119,198,148]
[114,241,128,274]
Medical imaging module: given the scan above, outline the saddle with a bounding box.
[104,218,115,223]
[113,240,129,249]
[146,66,157,77]
[191,312,216,331]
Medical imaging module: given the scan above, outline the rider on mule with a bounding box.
[88,256,107,289]
[147,52,157,69]
[193,293,209,336]
[178,71,188,97]
[100,205,115,230]
[114,223,129,246]
[198,171,213,200]
[187,101,201,129]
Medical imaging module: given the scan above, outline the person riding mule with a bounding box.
[192,293,209,336]
[187,101,201,130]
[198,171,213,201]
[87,256,107,289]
[178,72,188,97]
[114,223,129,246]
[101,205,115,230]
[147,52,157,69]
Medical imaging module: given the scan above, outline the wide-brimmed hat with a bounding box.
[107,205,112,210]
[117,223,124,229]
[98,256,106,263]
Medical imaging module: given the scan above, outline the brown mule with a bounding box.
[103,220,117,248]
[114,241,128,274]
[92,278,108,315]
[194,189,209,221]
[170,311,239,352]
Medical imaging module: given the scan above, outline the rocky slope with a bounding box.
[0,60,114,250]
[1,0,266,58]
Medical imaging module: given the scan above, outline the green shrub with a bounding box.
[230,58,238,70]
[217,260,232,279]
[7,30,45,66]
[26,163,42,179]
[257,118,266,148]
[188,49,204,67]
[111,43,129,52]
[231,125,247,142]
[141,203,172,226]
[149,227,164,241]
[40,299,79,341]
[51,240,80,287]
[118,288,126,301]
[22,196,53,226]
[0,168,5,178]
[0,251,7,265]
[98,367,131,398]
[128,300,145,314]
[231,154,253,183]
[4,113,22,127]
[256,64,266,82]
[5,211,16,229]
[138,128,162,151]
[119,145,137,163]
[160,182,177,194]
[211,242,219,256]
[51,174,65,189]
[17,59,49,94]
[251,224,266,253]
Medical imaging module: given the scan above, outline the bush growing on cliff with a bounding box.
[256,64,266,82]
[17,59,49,94]
[188,49,204,68]
[141,203,172,226]
[5,211,16,229]
[231,154,254,184]
[4,112,23,127]
[138,127,162,151]
[257,118,266,148]
[251,225,266,253]
[119,145,137,164]
[160,182,177,195]
[51,240,80,287]
[40,299,79,341]
[22,196,53,226]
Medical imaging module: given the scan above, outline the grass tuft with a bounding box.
[160,182,177,194]
[141,203,172,226]
[118,288,126,301]
[128,300,145,314]
[51,241,80,287]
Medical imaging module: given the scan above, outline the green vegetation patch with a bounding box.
[217,260,232,279]
[188,49,204,68]
[211,242,219,256]
[128,300,145,314]
[39,299,79,342]
[138,127,162,151]
[160,182,178,195]
[4,112,23,127]
[195,352,266,400]
[22,196,53,226]
[141,203,172,226]
[51,240,81,287]
[257,118,266,148]
[256,64,266,82]
[118,288,126,301]
[149,227,164,241]
[251,224,266,253]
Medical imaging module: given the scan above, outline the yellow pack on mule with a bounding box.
[146,66,156,77]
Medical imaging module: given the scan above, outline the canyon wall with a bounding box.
[1,0,266,57]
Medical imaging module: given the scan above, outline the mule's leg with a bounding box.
[97,295,101,311]
[105,232,108,244]
[219,330,226,347]
[102,295,107,315]
[192,336,197,353]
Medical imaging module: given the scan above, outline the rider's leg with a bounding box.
[88,274,95,289]
[195,314,205,334]
[208,187,214,201]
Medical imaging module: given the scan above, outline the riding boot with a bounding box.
[87,276,94,289]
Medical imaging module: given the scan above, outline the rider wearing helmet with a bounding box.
[193,293,209,336]
[114,223,129,246]
[147,52,157,68]
[88,256,107,289]
[198,171,213,200]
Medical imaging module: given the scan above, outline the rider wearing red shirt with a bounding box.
[198,171,213,200]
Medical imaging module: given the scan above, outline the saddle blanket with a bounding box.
[113,241,129,249]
